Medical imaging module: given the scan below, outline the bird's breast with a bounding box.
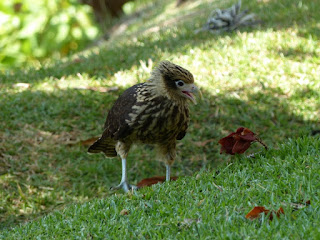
[127,99,189,144]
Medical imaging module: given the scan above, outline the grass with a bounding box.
[0,0,319,235]
[1,137,320,239]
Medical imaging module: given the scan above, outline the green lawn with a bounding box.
[1,137,320,239]
[0,0,319,236]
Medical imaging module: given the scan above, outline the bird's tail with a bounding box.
[88,137,117,157]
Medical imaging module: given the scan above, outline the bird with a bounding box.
[88,60,200,192]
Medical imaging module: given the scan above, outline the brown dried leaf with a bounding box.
[137,176,178,188]
[245,206,268,219]
[79,137,99,146]
[245,206,284,220]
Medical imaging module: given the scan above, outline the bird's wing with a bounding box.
[102,83,144,140]
[176,122,188,140]
[176,108,189,140]
[88,84,142,156]
[176,129,187,140]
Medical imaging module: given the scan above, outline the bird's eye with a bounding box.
[175,80,185,87]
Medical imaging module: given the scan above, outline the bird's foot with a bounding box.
[110,181,137,193]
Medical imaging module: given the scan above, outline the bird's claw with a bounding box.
[110,181,137,193]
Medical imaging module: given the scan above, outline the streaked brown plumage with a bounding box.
[88,60,200,192]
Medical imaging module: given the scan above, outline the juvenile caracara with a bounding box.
[88,61,200,192]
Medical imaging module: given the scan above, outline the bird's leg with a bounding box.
[166,164,171,181]
[160,144,175,182]
[110,158,137,192]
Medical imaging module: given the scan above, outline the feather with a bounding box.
[88,137,117,157]
[87,61,199,191]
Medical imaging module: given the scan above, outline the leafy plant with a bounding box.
[0,0,99,69]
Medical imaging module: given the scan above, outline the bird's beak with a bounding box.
[182,84,203,104]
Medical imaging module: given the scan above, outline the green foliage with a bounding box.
[0,0,99,69]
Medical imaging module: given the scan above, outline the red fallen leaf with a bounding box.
[245,206,284,220]
[219,127,267,155]
[137,176,178,188]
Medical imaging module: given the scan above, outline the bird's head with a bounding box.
[150,60,201,104]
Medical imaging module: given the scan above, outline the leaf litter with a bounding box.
[218,127,267,155]
[245,200,311,221]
